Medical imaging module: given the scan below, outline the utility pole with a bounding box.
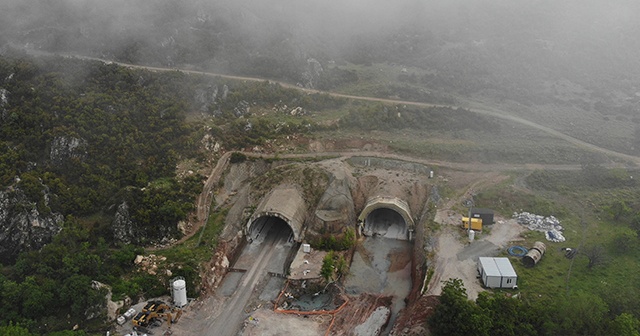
[464,197,474,241]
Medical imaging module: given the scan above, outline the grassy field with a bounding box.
[317,121,608,165]
[321,61,640,159]
[474,169,640,312]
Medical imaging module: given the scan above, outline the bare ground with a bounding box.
[242,309,331,336]
[167,155,526,336]
[427,171,525,300]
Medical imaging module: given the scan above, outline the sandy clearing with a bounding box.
[242,309,330,336]
[426,218,525,299]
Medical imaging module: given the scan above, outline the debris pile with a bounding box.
[134,254,167,275]
[513,212,566,242]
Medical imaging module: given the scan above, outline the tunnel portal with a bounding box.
[247,215,294,244]
[358,196,414,240]
[245,186,306,242]
[362,208,408,240]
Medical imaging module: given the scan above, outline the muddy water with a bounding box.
[345,237,412,335]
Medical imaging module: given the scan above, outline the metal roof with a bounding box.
[471,207,494,215]
[480,257,517,277]
[479,257,501,277]
[494,257,517,277]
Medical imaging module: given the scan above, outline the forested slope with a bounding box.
[0,52,348,334]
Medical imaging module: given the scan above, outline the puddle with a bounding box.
[290,291,336,311]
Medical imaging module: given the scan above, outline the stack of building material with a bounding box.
[513,212,566,242]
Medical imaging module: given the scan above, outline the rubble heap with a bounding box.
[513,212,566,242]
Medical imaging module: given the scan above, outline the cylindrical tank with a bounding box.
[172,277,188,308]
[468,229,475,242]
[522,241,546,267]
[532,241,547,254]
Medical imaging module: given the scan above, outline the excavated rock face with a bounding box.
[302,58,323,89]
[112,201,135,245]
[0,88,8,121]
[194,85,219,112]
[50,136,88,166]
[0,189,63,263]
[310,175,355,235]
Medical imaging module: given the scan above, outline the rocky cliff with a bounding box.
[49,136,88,166]
[0,189,63,263]
[112,201,135,245]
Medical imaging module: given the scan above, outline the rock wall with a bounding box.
[112,201,135,245]
[50,136,88,166]
[0,189,63,263]
[311,175,356,235]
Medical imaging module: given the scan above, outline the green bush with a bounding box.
[311,227,355,251]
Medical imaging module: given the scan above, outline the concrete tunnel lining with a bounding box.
[246,187,306,242]
[358,196,415,240]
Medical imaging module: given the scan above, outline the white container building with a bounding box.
[478,257,517,289]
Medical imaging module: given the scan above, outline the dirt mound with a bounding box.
[390,295,439,336]
[328,293,393,336]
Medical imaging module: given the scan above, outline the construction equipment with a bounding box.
[132,312,152,327]
[142,300,170,313]
[171,308,182,325]
[462,217,483,231]
[132,308,183,328]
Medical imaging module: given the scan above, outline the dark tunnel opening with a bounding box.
[363,208,408,240]
[248,216,294,244]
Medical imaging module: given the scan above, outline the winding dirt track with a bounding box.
[20,46,640,166]
[18,46,640,240]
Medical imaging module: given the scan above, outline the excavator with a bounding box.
[132,308,183,328]
[142,300,170,314]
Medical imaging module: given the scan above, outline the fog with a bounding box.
[1,0,639,96]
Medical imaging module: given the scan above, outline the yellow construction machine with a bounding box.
[132,308,183,328]
[142,300,170,313]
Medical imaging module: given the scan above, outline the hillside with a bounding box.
[2,1,640,335]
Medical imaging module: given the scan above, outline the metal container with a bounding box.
[522,241,546,267]
[173,277,188,308]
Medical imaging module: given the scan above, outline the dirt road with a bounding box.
[18,45,640,166]
[204,220,289,336]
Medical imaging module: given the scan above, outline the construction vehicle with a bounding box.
[132,308,183,328]
[171,308,182,325]
[142,300,170,313]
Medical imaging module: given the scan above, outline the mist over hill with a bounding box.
[4,2,640,335]
[2,0,639,100]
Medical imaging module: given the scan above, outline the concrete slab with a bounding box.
[289,244,327,280]
[248,186,307,242]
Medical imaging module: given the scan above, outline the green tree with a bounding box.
[610,313,640,336]
[476,292,536,336]
[612,229,638,254]
[321,252,335,282]
[582,245,608,269]
[607,200,632,222]
[428,279,491,336]
[48,331,89,336]
[548,291,608,336]
[335,255,348,280]
[0,323,34,336]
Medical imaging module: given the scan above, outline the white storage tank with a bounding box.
[172,277,188,308]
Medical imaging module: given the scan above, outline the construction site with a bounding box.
[113,150,554,336]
